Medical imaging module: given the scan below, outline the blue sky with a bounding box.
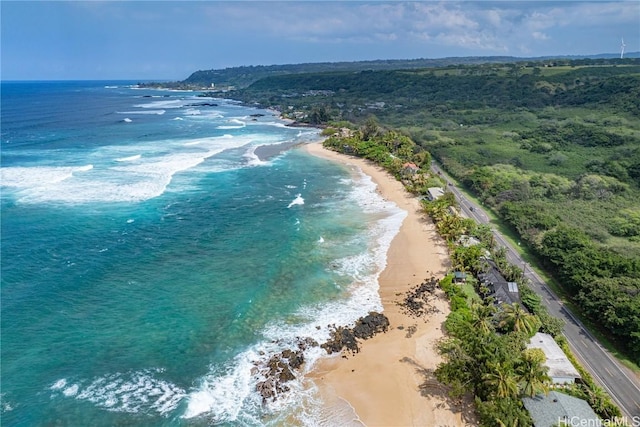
[2,1,639,81]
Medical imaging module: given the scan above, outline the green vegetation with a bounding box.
[141,56,596,90]
[219,58,640,364]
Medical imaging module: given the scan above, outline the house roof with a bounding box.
[527,333,581,381]
[478,259,521,305]
[454,271,467,279]
[522,391,598,427]
[427,187,445,200]
[492,285,520,306]
[402,162,419,170]
[458,235,482,247]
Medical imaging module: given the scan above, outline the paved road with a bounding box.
[431,164,640,421]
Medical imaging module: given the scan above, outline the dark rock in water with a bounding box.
[256,378,277,401]
[254,342,311,403]
[281,349,305,369]
[266,355,296,383]
[185,102,219,107]
[254,141,302,161]
[250,113,265,117]
[297,337,318,350]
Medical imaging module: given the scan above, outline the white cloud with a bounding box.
[532,31,550,41]
[194,1,637,55]
[435,31,507,52]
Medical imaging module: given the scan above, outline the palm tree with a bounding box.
[497,419,520,427]
[582,382,621,419]
[499,303,539,335]
[483,362,519,399]
[439,214,466,241]
[471,302,496,335]
[516,349,550,397]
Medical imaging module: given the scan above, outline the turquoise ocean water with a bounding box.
[0,81,405,426]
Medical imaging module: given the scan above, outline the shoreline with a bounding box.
[304,141,475,426]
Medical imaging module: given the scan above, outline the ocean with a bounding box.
[0,81,405,426]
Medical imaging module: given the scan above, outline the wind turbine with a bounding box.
[621,37,626,59]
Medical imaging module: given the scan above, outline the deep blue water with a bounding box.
[1,81,404,426]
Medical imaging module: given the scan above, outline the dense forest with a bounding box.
[218,58,640,362]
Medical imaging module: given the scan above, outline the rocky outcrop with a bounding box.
[398,276,441,319]
[321,312,390,355]
[255,337,318,403]
[254,313,390,403]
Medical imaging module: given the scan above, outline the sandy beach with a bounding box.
[305,141,475,427]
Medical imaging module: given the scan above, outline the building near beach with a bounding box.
[523,391,598,427]
[426,187,445,201]
[527,332,581,384]
[478,258,521,306]
[402,162,420,178]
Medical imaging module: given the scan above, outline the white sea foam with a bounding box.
[63,384,79,397]
[75,165,94,172]
[217,118,246,129]
[257,121,288,129]
[172,117,184,121]
[3,134,261,204]
[183,354,257,421]
[1,165,92,189]
[0,393,14,413]
[51,369,186,415]
[217,125,243,130]
[51,378,67,390]
[287,194,304,208]
[115,154,141,162]
[242,146,268,167]
[123,118,132,123]
[116,110,166,115]
[188,110,224,120]
[133,99,189,109]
